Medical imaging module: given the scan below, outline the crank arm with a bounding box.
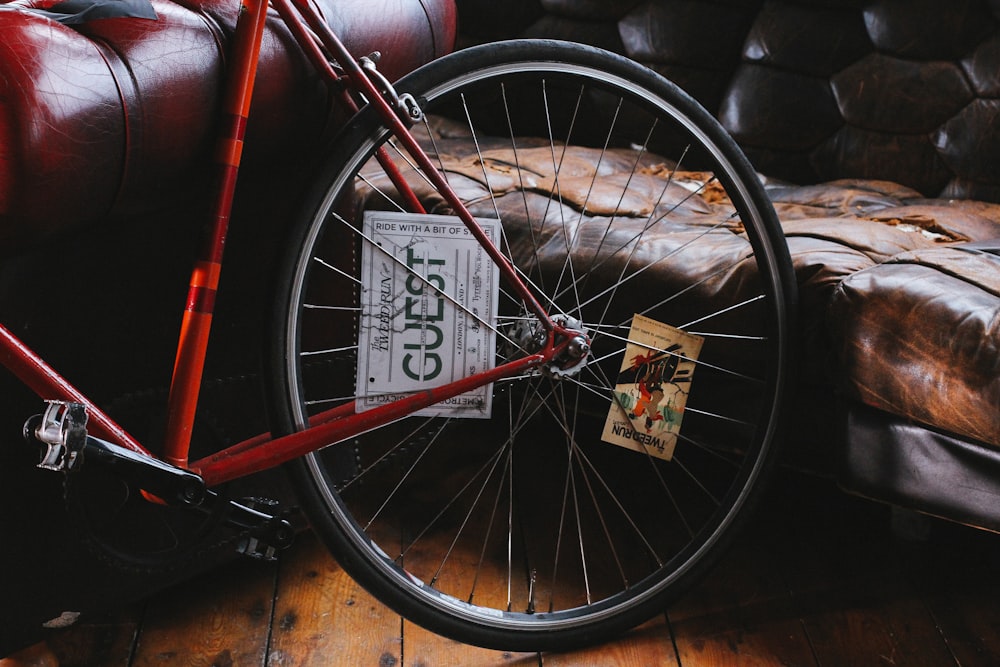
[25,411,206,506]
[79,433,208,506]
[25,407,294,557]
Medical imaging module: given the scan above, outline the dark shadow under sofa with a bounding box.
[455,0,1000,532]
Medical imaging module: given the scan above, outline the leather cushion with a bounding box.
[0,0,455,251]
[401,118,1000,448]
[831,241,1000,447]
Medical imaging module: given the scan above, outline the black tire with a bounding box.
[269,40,796,651]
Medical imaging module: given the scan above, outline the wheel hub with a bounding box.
[545,315,590,378]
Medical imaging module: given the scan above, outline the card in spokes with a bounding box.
[601,314,704,460]
[355,211,500,418]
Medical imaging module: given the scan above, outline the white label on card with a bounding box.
[356,211,500,418]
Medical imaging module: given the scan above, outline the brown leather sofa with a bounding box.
[456,0,1000,533]
[0,0,455,655]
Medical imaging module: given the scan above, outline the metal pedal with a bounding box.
[25,400,208,506]
[230,496,294,561]
[28,400,88,471]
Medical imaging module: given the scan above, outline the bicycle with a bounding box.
[1,0,796,652]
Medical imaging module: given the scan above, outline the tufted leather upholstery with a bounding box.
[831,241,1000,446]
[0,0,456,251]
[387,115,1000,453]
[457,0,1000,202]
[453,0,1000,529]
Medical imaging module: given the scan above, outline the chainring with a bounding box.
[61,389,241,573]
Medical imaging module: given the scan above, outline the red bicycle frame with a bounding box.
[0,0,581,489]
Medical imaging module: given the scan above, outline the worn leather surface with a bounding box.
[0,0,456,251]
[452,0,1000,529]
[831,242,1000,447]
[457,0,1000,202]
[843,402,1000,533]
[406,117,1000,455]
[772,189,1000,451]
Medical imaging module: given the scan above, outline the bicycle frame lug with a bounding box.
[28,400,88,472]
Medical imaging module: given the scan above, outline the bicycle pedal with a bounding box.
[230,497,294,561]
[25,400,88,472]
[236,535,279,561]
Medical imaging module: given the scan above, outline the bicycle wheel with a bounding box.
[269,39,795,651]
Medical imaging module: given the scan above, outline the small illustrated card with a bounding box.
[600,314,704,460]
[356,211,500,418]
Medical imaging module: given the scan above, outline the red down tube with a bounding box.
[0,323,148,455]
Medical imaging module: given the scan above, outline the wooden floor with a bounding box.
[8,470,1000,666]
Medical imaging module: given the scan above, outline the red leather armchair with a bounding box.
[0,0,455,655]
[1,0,455,250]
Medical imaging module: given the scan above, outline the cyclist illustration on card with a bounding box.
[601,314,704,461]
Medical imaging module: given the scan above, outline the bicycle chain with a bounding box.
[60,377,297,575]
[61,470,255,575]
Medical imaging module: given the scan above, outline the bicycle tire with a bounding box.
[269,39,796,651]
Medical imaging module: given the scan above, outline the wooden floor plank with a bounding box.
[44,606,141,667]
[772,480,957,667]
[541,617,678,666]
[793,577,952,667]
[267,531,403,666]
[22,472,1000,666]
[901,520,1000,667]
[402,620,538,667]
[398,524,539,666]
[128,556,277,667]
[1,604,141,667]
[668,528,816,666]
[398,523,676,666]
